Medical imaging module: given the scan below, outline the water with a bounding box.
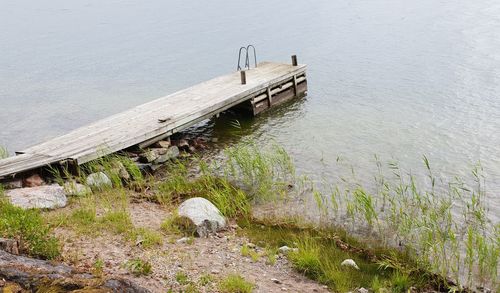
[1,0,499,221]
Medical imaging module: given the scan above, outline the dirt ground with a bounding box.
[54,200,329,293]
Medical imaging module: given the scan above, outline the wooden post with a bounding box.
[240,70,246,85]
[293,75,298,96]
[267,87,273,105]
[291,55,298,66]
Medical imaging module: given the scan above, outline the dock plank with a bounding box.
[0,62,306,178]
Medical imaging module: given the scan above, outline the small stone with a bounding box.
[211,137,218,143]
[176,237,190,244]
[177,139,190,151]
[211,269,220,274]
[3,179,22,189]
[357,288,369,293]
[150,148,168,155]
[134,163,153,173]
[278,246,297,254]
[271,278,281,284]
[23,174,45,187]
[0,238,19,254]
[153,146,180,164]
[341,259,360,270]
[188,146,196,153]
[110,161,130,180]
[246,243,256,249]
[154,140,171,149]
[139,150,159,163]
[281,288,288,291]
[63,181,91,196]
[86,172,112,190]
[5,184,67,209]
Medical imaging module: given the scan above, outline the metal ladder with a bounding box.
[236,45,257,71]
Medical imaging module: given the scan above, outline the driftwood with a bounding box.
[0,249,150,292]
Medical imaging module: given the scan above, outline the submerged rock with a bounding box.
[86,172,112,190]
[5,184,67,209]
[178,197,226,237]
[341,258,359,270]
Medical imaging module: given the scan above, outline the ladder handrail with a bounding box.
[245,45,257,69]
[237,45,258,71]
[237,46,248,71]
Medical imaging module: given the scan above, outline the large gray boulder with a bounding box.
[5,184,67,209]
[178,197,226,237]
[86,172,112,190]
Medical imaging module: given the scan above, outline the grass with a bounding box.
[0,145,8,159]
[240,221,428,292]
[8,139,496,291]
[125,258,152,276]
[176,271,190,285]
[0,198,60,259]
[218,274,254,293]
[199,273,214,286]
[240,244,260,262]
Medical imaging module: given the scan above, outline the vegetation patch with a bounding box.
[218,274,254,293]
[0,198,60,259]
[240,221,438,292]
[124,258,152,276]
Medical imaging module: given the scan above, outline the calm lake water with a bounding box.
[1,0,499,222]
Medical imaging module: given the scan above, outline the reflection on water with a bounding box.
[1,0,499,222]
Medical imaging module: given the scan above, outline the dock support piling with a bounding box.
[292,55,298,66]
[240,70,246,85]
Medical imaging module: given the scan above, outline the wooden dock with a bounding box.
[0,60,307,179]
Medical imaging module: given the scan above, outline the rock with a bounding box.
[86,172,112,190]
[178,197,226,237]
[63,181,91,196]
[139,150,159,163]
[176,139,190,151]
[5,184,67,209]
[153,146,180,164]
[0,249,151,292]
[246,243,256,249]
[211,137,218,143]
[278,246,298,254]
[176,237,190,244]
[150,148,168,155]
[341,259,359,270]
[188,146,196,153]
[271,278,282,284]
[0,238,19,255]
[357,288,369,293]
[154,140,171,149]
[135,163,153,173]
[110,161,130,180]
[211,269,220,274]
[3,179,22,189]
[22,174,45,187]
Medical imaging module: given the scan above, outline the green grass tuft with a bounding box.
[124,258,152,276]
[0,199,60,259]
[218,274,254,293]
